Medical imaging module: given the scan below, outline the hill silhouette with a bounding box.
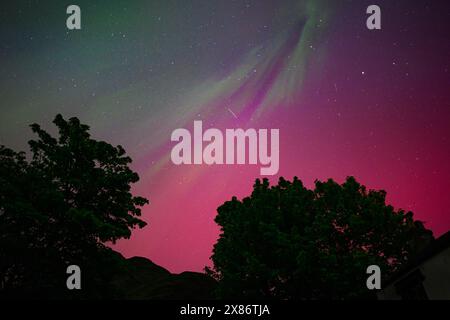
[110,252,217,299]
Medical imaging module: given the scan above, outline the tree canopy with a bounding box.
[208,176,433,299]
[0,115,148,298]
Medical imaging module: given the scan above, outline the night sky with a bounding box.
[1,0,449,273]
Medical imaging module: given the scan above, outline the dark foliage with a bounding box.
[208,177,433,299]
[0,115,148,298]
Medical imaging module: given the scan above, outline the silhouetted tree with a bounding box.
[0,115,148,298]
[207,177,433,299]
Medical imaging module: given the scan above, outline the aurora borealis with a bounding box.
[1,0,450,273]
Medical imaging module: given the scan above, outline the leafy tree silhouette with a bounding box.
[207,177,433,299]
[0,115,148,298]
